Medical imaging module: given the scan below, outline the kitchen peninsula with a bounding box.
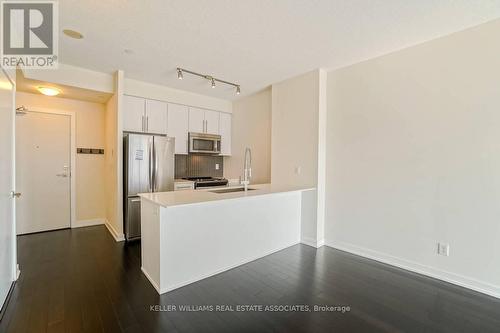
[139,184,314,294]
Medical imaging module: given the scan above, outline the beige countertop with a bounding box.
[139,183,315,208]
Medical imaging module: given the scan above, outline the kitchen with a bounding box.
[122,93,235,241]
[122,83,314,292]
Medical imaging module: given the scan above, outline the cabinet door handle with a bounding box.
[142,115,145,132]
[146,116,149,132]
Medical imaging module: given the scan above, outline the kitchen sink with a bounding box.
[210,187,256,194]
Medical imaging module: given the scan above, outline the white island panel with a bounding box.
[141,190,302,294]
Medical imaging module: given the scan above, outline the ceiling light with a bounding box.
[63,29,84,39]
[176,67,240,94]
[37,86,61,96]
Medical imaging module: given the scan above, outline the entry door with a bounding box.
[0,68,15,313]
[16,112,71,234]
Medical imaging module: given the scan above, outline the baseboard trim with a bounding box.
[0,281,16,322]
[141,267,161,294]
[324,240,500,300]
[156,240,301,294]
[73,218,105,228]
[104,220,125,242]
[301,237,325,248]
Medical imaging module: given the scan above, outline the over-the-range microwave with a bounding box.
[188,132,221,154]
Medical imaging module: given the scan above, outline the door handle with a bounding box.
[10,191,21,198]
[148,140,152,192]
[56,173,68,177]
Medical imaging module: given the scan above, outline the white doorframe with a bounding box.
[16,106,77,229]
[7,69,18,282]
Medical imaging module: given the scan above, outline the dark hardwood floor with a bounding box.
[1,226,500,333]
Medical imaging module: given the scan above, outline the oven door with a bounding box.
[189,132,221,154]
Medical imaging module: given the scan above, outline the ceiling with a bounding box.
[57,0,500,100]
[17,70,113,103]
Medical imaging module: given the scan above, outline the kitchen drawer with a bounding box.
[174,182,195,191]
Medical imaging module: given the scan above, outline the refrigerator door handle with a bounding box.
[148,139,153,192]
[152,138,158,192]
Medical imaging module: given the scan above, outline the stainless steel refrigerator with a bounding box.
[124,134,175,241]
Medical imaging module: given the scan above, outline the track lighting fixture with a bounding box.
[176,67,240,95]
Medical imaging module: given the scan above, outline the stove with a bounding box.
[182,176,229,189]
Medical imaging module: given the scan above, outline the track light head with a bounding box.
[236,86,241,95]
[177,68,183,80]
[211,78,216,88]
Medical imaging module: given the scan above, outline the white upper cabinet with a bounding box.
[219,112,232,156]
[167,103,189,154]
[123,96,231,155]
[123,95,145,132]
[204,110,220,135]
[189,107,220,135]
[188,107,206,133]
[145,99,168,134]
[123,96,168,134]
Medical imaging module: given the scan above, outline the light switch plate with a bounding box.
[215,163,220,170]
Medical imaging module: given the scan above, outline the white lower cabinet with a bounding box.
[174,181,195,191]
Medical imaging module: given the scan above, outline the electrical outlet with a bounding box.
[215,163,220,170]
[437,243,450,256]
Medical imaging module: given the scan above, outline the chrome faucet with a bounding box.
[242,147,252,191]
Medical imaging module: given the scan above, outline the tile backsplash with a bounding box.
[175,154,224,179]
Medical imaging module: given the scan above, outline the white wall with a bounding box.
[104,71,125,241]
[224,88,272,183]
[22,63,114,94]
[16,92,106,224]
[271,70,326,246]
[271,70,319,187]
[124,78,232,113]
[325,19,500,297]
